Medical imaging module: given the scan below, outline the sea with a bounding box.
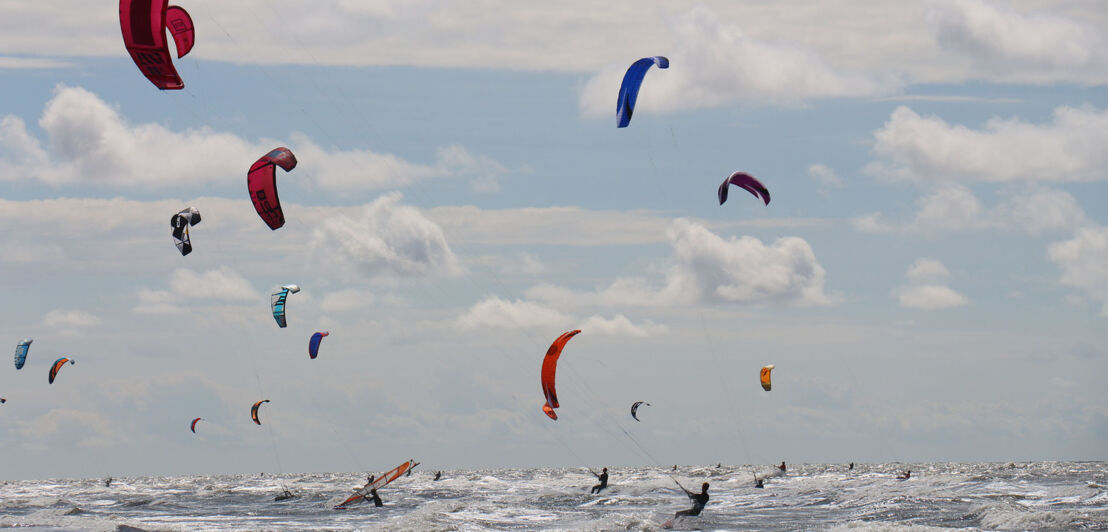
[1,462,1105,531]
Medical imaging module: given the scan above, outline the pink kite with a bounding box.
[119,0,194,90]
[248,148,298,230]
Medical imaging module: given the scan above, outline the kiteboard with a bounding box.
[333,459,417,509]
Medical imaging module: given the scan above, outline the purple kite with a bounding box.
[248,147,298,230]
[718,172,770,206]
[119,0,194,90]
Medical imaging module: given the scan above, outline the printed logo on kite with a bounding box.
[541,330,581,420]
[119,0,195,90]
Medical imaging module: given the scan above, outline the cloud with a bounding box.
[134,268,259,315]
[665,218,835,305]
[905,258,951,283]
[925,0,1108,84]
[579,7,900,117]
[318,288,377,312]
[292,135,510,192]
[1047,226,1108,317]
[579,314,667,337]
[453,295,665,337]
[311,192,463,280]
[455,296,572,330]
[0,85,507,191]
[865,105,1108,183]
[527,218,835,308]
[853,184,1087,236]
[809,164,844,188]
[42,309,101,329]
[0,56,74,69]
[895,258,969,310]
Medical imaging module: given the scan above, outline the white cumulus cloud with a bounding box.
[0,85,507,192]
[578,6,900,118]
[895,259,969,310]
[926,0,1108,84]
[311,192,463,280]
[1047,226,1108,317]
[866,105,1108,184]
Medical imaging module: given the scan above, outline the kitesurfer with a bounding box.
[366,488,383,507]
[366,474,375,484]
[754,478,764,489]
[433,471,442,481]
[674,482,709,518]
[590,467,609,494]
[897,470,911,480]
[104,477,113,487]
[849,462,854,471]
[274,489,295,501]
[778,462,787,472]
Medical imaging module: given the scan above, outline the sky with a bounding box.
[1,0,1106,480]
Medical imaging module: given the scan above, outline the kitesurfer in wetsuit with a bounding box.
[778,462,787,472]
[849,462,854,471]
[366,474,375,484]
[590,467,609,494]
[674,482,709,518]
[366,488,383,507]
[897,470,911,480]
[754,478,764,489]
[104,477,113,487]
[433,471,442,481]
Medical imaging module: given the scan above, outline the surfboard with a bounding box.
[333,459,417,509]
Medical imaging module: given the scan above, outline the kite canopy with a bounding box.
[119,0,192,89]
[540,330,581,420]
[170,206,201,256]
[631,401,652,421]
[616,56,669,128]
[248,147,298,230]
[760,364,775,391]
[251,399,270,425]
[308,332,329,359]
[165,6,194,58]
[190,417,202,433]
[271,284,300,328]
[334,460,418,509]
[49,357,74,384]
[14,338,32,370]
[718,172,771,206]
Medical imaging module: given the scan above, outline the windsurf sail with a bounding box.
[333,459,417,509]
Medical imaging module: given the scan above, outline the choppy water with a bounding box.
[1,462,1105,531]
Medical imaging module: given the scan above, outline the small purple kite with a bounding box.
[718,171,770,206]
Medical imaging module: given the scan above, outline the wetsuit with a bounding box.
[590,471,609,494]
[675,488,709,518]
[367,490,383,507]
[433,472,442,481]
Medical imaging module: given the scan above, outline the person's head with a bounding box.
[701,482,709,492]
[602,467,607,473]
[370,489,377,495]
